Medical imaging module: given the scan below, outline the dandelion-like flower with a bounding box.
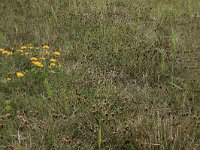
[21,46,27,49]
[28,46,33,49]
[17,50,24,53]
[40,57,46,60]
[50,58,56,63]
[54,51,61,56]
[43,45,49,49]
[32,61,43,67]
[49,63,56,68]
[45,50,50,55]
[16,72,24,78]
[2,51,7,54]
[2,51,13,56]
[30,57,38,61]
[6,78,11,81]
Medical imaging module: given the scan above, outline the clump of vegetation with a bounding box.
[0,45,61,96]
[0,0,200,149]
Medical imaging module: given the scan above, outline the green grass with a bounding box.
[0,0,200,149]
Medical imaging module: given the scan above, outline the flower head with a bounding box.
[28,46,33,49]
[32,61,43,67]
[50,58,56,63]
[49,63,56,68]
[30,57,38,61]
[54,51,61,56]
[43,45,49,49]
[6,78,11,81]
[40,57,46,60]
[17,49,24,53]
[21,46,27,49]
[2,51,13,56]
[45,50,49,55]
[16,72,24,78]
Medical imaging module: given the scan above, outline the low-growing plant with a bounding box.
[0,45,61,96]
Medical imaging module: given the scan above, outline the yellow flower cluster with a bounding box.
[0,44,61,79]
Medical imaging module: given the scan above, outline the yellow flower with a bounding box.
[25,52,29,55]
[30,57,38,61]
[36,47,40,50]
[17,49,24,53]
[49,63,56,68]
[54,51,61,56]
[2,51,7,54]
[2,51,13,56]
[21,46,27,49]
[43,45,49,49]
[45,50,50,55]
[28,46,33,49]
[50,58,56,63]
[0,48,4,52]
[16,72,24,78]
[40,57,46,60]
[6,78,11,81]
[32,61,43,67]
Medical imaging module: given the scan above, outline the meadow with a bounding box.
[0,0,200,149]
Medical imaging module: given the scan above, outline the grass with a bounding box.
[0,0,200,149]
